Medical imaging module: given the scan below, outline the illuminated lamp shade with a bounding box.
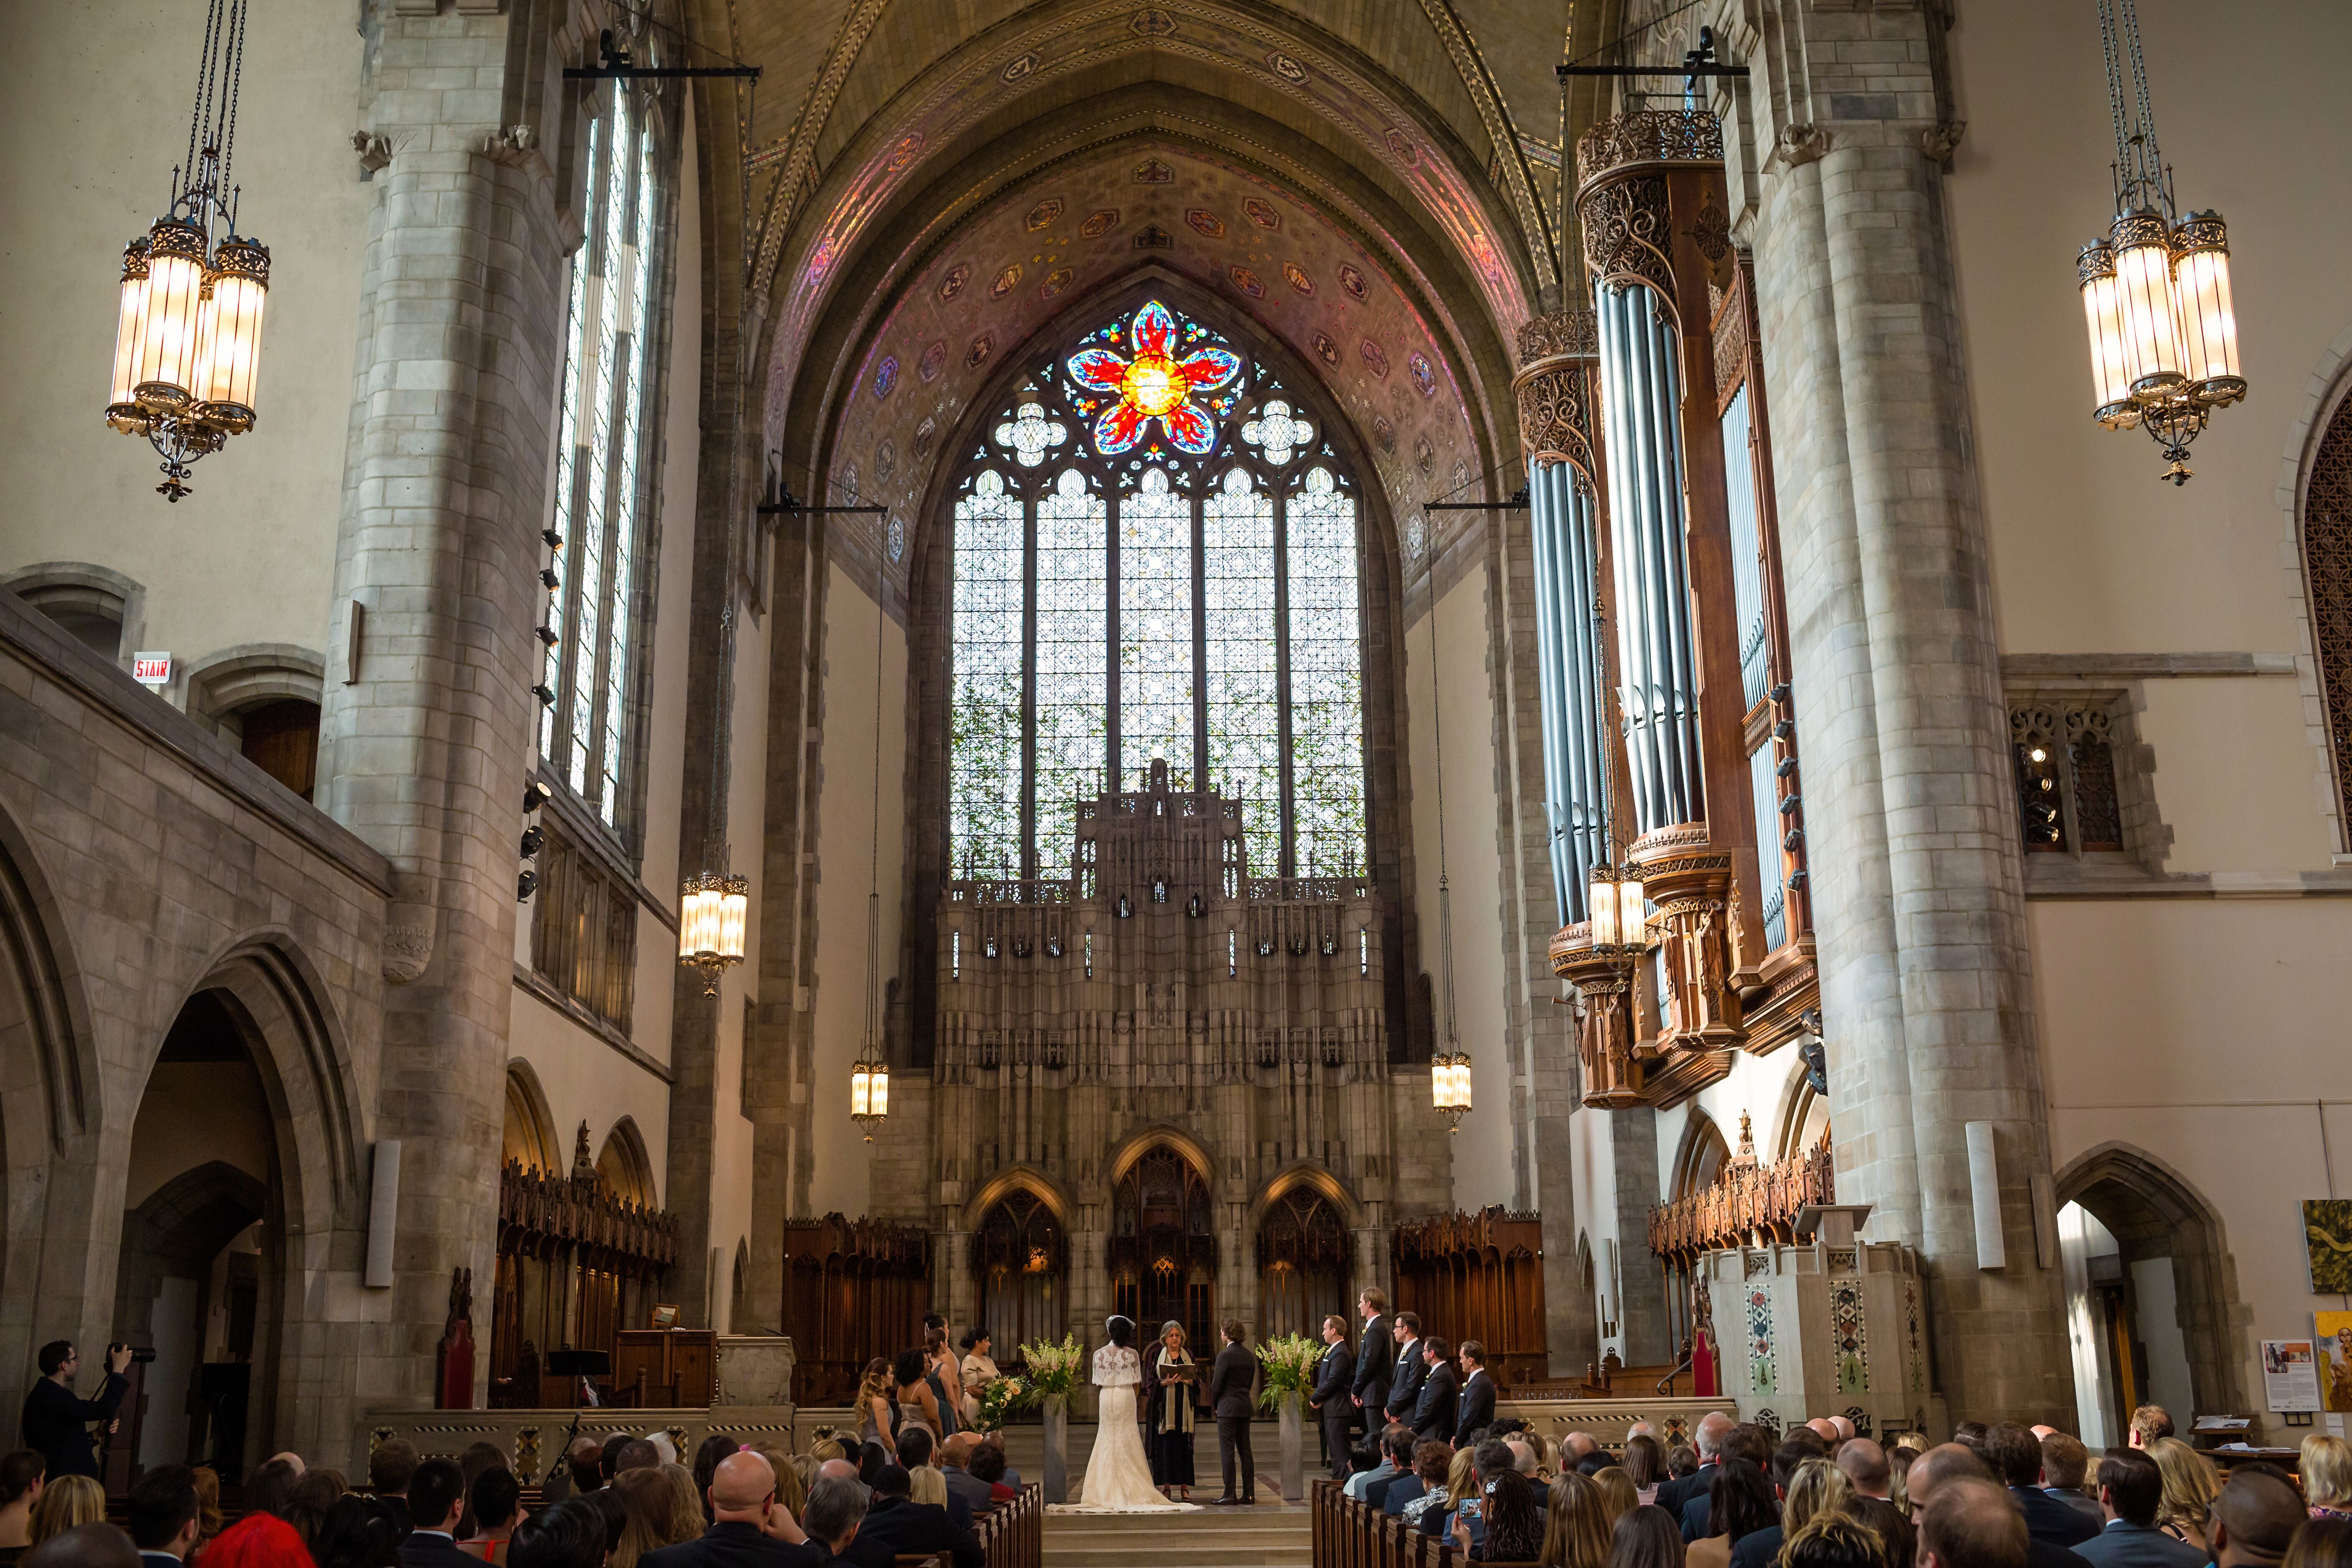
[1588,868,1622,947]
[678,870,748,996]
[196,235,270,434]
[2077,240,2140,429]
[133,219,210,412]
[1431,1050,1471,1129]
[1617,877,1647,949]
[107,237,153,432]
[850,1056,890,1138]
[2171,212,2244,408]
[1588,869,1648,950]
[2107,208,2185,401]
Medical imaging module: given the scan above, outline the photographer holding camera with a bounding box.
[20,1342,132,1481]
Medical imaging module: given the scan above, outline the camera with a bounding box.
[108,1343,155,1365]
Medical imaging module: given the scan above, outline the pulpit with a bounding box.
[614,1328,715,1407]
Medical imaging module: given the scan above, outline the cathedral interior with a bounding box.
[3,0,2352,1492]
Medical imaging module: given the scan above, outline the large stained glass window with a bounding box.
[538,81,669,835]
[945,298,1368,880]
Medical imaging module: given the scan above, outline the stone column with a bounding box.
[1742,24,2072,1419]
[317,3,577,1406]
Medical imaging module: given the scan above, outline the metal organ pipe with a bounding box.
[1527,457,1609,924]
[1597,280,1704,834]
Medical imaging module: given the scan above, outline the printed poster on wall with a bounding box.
[2262,1338,2321,1412]
[2317,1312,2352,1412]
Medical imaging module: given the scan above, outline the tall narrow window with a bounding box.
[944,298,1368,885]
[952,471,1024,876]
[1034,469,1108,875]
[539,83,667,834]
[1203,467,1279,868]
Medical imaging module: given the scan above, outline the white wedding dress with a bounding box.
[1055,1343,1200,1513]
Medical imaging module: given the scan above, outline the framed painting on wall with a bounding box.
[2306,1200,2352,1292]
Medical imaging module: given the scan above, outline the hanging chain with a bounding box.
[183,0,220,208]
[219,0,246,228]
[1428,595,1459,1056]
[863,574,887,1057]
[2098,0,2172,218]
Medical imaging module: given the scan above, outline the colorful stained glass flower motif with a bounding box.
[1065,300,1241,455]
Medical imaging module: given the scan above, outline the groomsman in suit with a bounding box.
[1452,1341,1495,1448]
[1384,1313,1426,1427]
[1351,1289,1393,1440]
[1311,1315,1355,1481]
[1410,1336,1458,1443]
[1210,1320,1259,1505]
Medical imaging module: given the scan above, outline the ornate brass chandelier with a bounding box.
[1424,585,1473,1131]
[681,599,749,997]
[2076,0,2243,485]
[105,0,270,502]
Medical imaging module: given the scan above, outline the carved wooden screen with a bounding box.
[1257,1187,1349,1341]
[946,297,1367,883]
[973,1190,1067,1358]
[1391,1208,1548,1388]
[488,1150,679,1408]
[780,1214,933,1407]
[1111,1145,1216,1350]
[2304,391,2352,837]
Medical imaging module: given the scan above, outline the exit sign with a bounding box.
[132,654,171,685]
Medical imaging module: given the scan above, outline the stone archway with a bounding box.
[112,1157,269,1472]
[2055,1142,2253,1425]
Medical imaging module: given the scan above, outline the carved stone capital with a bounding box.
[1920,119,1967,167]
[352,131,394,174]
[1770,122,1832,171]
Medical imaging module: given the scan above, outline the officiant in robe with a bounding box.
[1141,1320,1202,1493]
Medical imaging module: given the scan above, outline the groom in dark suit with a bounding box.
[1210,1319,1259,1505]
[1311,1315,1355,1481]
[1410,1336,1458,1443]
[1351,1289,1392,1441]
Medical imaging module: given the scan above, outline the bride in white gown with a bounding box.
[1058,1316,1200,1513]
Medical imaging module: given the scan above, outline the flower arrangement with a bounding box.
[973,1375,1028,1431]
[1017,1332,1085,1400]
[1254,1331,1325,1411]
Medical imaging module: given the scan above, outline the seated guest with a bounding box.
[1622,1438,1664,1507]
[2286,1519,2352,1568]
[1659,1416,1734,1524]
[1731,1454,1851,1568]
[2206,1468,2304,1568]
[2303,1438,2352,1522]
[398,1460,475,1568]
[1838,1442,1892,1503]
[639,1454,818,1568]
[23,1525,140,1568]
[1919,1477,2028,1568]
[243,1461,300,1527]
[890,1430,967,1531]
[370,1443,422,1537]
[2071,1451,2205,1568]
[1541,1472,1615,1568]
[1686,1462,1775,1568]
[1388,1443,1451,1517]
[1345,1429,1407,1503]
[1407,1451,1475,1532]
[286,1474,351,1550]
[1608,1504,1689,1568]
[197,1513,313,1568]
[0,1452,46,1563]
[2128,1410,2172,1453]
[1446,1442,1542,1554]
[611,1467,705,1568]
[1366,1430,1420,1512]
[1684,1428,1777,1542]
[509,1502,609,1568]
[2146,1441,2217,1558]
[935,1436,992,1519]
[797,1479,867,1568]
[2039,1436,2100,1525]
[125,1467,201,1568]
[965,1446,1015,1504]
[459,1470,521,1565]
[1594,1470,1640,1527]
[1849,1498,1915,1568]
[1461,1472,1544,1563]
[1782,1512,1884,1568]
[836,1468,979,1568]
[1984,1426,2096,1550]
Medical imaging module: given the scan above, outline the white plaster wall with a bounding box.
[803,567,909,1219]
[0,0,368,662]
[1570,1104,1624,1363]
[507,988,672,1199]
[1403,577,1510,1210]
[1940,0,2352,1410]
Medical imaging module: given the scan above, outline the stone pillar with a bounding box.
[317,3,576,1406]
[1742,23,2072,1421]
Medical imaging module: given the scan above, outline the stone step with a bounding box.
[1042,1503,1312,1568]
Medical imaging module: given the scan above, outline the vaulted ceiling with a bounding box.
[680,0,1633,601]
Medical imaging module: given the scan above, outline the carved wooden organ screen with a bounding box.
[1528,109,1818,1111]
[1111,1145,1217,1352]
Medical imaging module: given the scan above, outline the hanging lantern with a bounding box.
[678,870,748,996]
[1431,1048,1472,1130]
[2074,0,2245,485]
[850,1055,890,1139]
[1588,868,1647,952]
[102,0,271,501]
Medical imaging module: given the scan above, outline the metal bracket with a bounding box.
[1425,485,1531,513]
